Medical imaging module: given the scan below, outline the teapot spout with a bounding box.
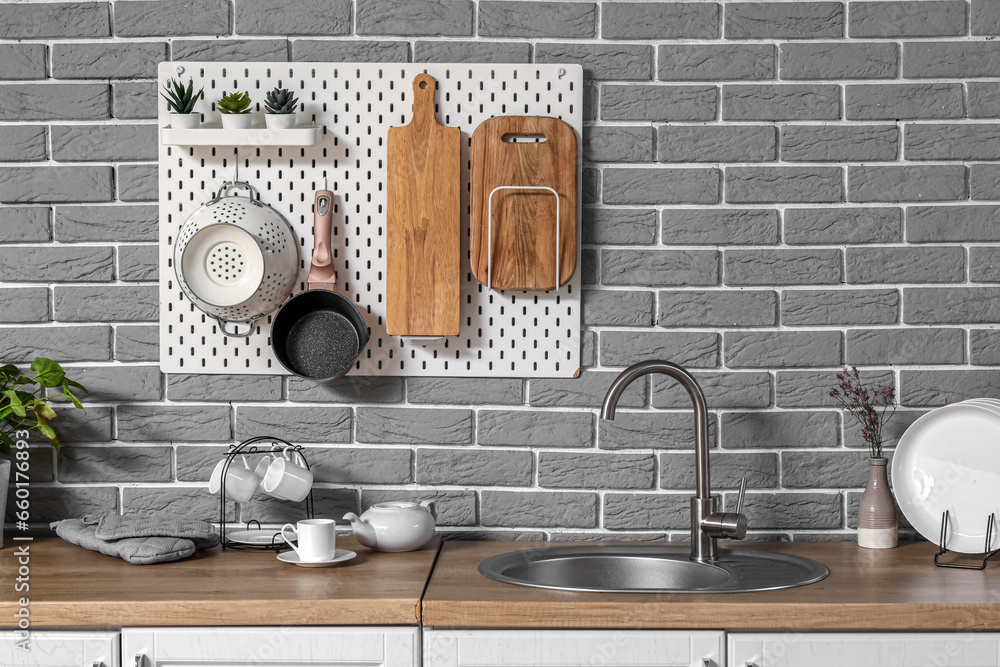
[343,512,377,547]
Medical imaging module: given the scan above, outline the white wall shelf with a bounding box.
[159,124,320,146]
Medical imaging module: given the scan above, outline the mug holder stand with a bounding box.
[933,510,998,570]
[218,436,315,552]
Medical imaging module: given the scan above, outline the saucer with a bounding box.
[277,549,357,568]
[226,529,283,546]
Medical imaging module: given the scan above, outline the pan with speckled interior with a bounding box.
[270,188,370,381]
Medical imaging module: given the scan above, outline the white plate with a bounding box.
[892,403,1000,553]
[277,549,357,568]
[226,529,283,546]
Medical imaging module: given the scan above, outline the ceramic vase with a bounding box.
[265,113,297,130]
[858,457,897,549]
[221,114,252,129]
[169,112,200,129]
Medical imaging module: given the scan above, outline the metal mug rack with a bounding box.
[933,510,998,570]
[218,435,315,552]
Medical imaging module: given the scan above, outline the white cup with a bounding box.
[262,447,313,502]
[280,518,336,562]
[208,455,257,503]
[253,453,275,488]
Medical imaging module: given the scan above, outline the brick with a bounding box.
[414,41,529,64]
[122,486,231,520]
[0,83,110,121]
[236,0,350,34]
[725,331,842,368]
[539,452,654,490]
[480,1,594,38]
[848,328,965,365]
[725,248,842,286]
[530,370,646,408]
[774,369,894,408]
[781,289,899,326]
[61,446,172,483]
[582,289,655,326]
[54,205,156,242]
[0,246,113,282]
[52,42,166,79]
[113,82,157,120]
[482,490,597,528]
[0,2,109,38]
[849,165,966,203]
[407,377,522,405]
[167,374,283,402]
[583,168,600,205]
[907,124,1000,161]
[652,371,772,409]
[0,126,46,162]
[780,42,897,80]
[604,2,718,39]
[659,290,776,328]
[971,165,1000,200]
[362,489,474,526]
[550,532,665,542]
[54,285,157,322]
[847,247,964,284]
[604,493,689,530]
[117,404,231,441]
[70,365,162,401]
[583,208,656,245]
[905,287,1000,324]
[847,84,963,121]
[16,487,117,524]
[661,451,778,489]
[357,0,472,35]
[781,126,898,162]
[658,126,775,163]
[0,207,49,242]
[969,83,1000,118]
[117,245,159,281]
[117,0,231,35]
[478,410,593,447]
[851,1,967,37]
[908,205,1000,242]
[971,329,1000,364]
[58,405,113,443]
[0,166,112,203]
[308,447,412,484]
[117,166,158,202]
[581,248,598,284]
[726,167,842,204]
[172,39,288,61]
[0,44,46,80]
[600,411,719,450]
[51,125,157,162]
[973,0,1000,35]
[0,288,48,323]
[723,85,840,121]
[661,209,778,245]
[292,40,408,63]
[726,2,843,39]
[603,168,720,205]
[601,84,717,121]
[601,331,719,368]
[417,448,531,486]
[741,492,843,529]
[536,43,652,80]
[785,207,901,244]
[0,325,111,363]
[722,412,841,449]
[905,42,1000,78]
[357,407,472,444]
[972,247,1000,282]
[584,126,653,163]
[581,330,596,367]
[288,375,403,402]
[658,44,772,81]
[115,324,158,361]
[901,369,1000,406]
[236,405,352,442]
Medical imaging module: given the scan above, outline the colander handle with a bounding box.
[215,315,260,338]
[210,180,259,204]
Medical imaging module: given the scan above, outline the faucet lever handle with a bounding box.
[735,477,748,514]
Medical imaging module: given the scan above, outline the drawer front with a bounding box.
[0,631,120,667]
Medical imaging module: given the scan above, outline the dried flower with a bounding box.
[829,366,896,459]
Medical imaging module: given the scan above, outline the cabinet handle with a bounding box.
[702,660,713,667]
[93,661,105,667]
[135,654,146,667]
[746,662,758,667]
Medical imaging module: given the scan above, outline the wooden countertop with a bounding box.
[421,540,1000,630]
[0,536,440,627]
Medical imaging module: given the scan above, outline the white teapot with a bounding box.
[343,500,437,552]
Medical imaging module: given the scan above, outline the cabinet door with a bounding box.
[425,629,725,667]
[728,632,1000,667]
[122,627,417,667]
[0,631,120,667]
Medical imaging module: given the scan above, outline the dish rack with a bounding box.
[934,510,998,570]
[217,436,315,552]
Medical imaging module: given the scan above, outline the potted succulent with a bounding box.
[161,77,203,129]
[1,358,87,548]
[217,91,253,129]
[264,87,300,130]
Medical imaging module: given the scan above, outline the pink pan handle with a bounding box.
[307,189,336,291]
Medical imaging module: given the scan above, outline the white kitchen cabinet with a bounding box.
[728,632,1000,667]
[424,630,725,667]
[0,630,120,667]
[122,627,418,667]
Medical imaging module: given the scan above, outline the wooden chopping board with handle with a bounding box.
[470,115,578,291]
[386,73,461,336]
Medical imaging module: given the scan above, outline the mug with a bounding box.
[280,518,336,562]
[253,453,276,487]
[208,455,256,503]
[262,446,313,502]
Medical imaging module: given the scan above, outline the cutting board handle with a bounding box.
[409,73,438,128]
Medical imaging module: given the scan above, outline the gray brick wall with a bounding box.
[1,0,995,543]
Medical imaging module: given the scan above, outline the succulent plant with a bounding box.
[217,91,252,115]
[265,87,299,114]
[161,77,203,114]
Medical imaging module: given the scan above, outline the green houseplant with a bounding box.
[161,77,203,129]
[264,87,299,130]
[217,91,253,129]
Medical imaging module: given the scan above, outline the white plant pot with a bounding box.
[221,114,252,130]
[0,459,9,549]
[265,113,297,130]
[170,112,200,129]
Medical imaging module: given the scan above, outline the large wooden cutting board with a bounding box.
[386,73,461,336]
[470,116,578,291]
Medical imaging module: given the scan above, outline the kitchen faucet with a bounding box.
[601,360,748,562]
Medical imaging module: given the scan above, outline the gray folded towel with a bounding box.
[84,512,219,550]
[51,511,220,565]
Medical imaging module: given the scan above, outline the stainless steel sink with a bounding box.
[478,544,829,594]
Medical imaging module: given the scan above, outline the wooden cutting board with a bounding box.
[470,116,578,291]
[386,73,461,336]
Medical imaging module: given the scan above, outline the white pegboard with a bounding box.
[158,62,582,378]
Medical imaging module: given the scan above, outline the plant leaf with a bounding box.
[31,357,65,387]
[33,399,56,420]
[4,389,25,418]
[35,413,56,440]
[63,388,84,411]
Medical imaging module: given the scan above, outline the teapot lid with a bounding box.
[371,501,420,510]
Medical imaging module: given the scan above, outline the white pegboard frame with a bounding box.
[159,61,582,378]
